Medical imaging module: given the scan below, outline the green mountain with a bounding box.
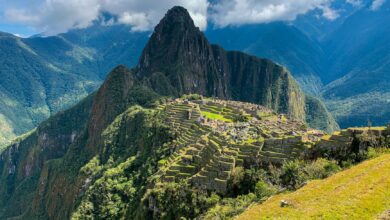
[205,1,390,128]
[206,23,326,96]
[0,26,148,148]
[2,0,389,148]
[135,7,337,132]
[321,1,390,127]
[0,6,345,219]
[0,32,99,148]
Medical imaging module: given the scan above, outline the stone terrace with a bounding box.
[154,98,325,194]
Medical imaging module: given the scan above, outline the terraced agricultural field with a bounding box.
[152,98,324,193]
[238,154,390,220]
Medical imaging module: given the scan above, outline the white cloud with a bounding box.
[2,0,343,35]
[346,0,363,7]
[371,0,386,10]
[320,5,339,20]
[5,0,101,35]
[209,0,336,27]
[118,12,151,31]
[4,0,208,35]
[100,0,208,31]
[12,33,22,37]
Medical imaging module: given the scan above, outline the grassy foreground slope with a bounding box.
[238,154,390,220]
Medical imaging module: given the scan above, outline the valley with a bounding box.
[0,3,389,220]
[1,1,390,148]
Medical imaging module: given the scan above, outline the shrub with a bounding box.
[203,193,257,219]
[280,160,306,190]
[267,164,282,185]
[367,147,390,159]
[228,167,245,195]
[341,159,354,168]
[147,181,220,219]
[367,147,378,159]
[228,168,268,196]
[255,181,277,199]
[304,158,340,179]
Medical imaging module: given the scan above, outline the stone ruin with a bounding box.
[155,98,334,194]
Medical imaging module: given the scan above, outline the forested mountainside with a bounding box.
[321,0,390,127]
[0,7,346,219]
[134,6,338,132]
[207,0,390,128]
[0,25,148,148]
[1,0,389,148]
[206,23,326,96]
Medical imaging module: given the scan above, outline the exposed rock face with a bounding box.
[0,6,341,219]
[137,6,306,122]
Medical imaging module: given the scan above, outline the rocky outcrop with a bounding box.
[137,6,312,125]
[310,127,390,160]
[0,6,341,219]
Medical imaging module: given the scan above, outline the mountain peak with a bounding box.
[137,6,207,77]
[150,5,200,41]
[159,6,196,30]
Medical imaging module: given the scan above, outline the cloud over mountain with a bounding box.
[2,0,208,35]
[209,0,338,27]
[371,0,386,10]
[2,0,382,35]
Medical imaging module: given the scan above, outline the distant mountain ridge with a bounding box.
[0,25,148,148]
[320,1,390,127]
[1,0,389,148]
[3,7,388,219]
[206,23,326,96]
[207,0,390,128]
[135,6,337,131]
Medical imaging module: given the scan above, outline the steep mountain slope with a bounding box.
[322,1,390,127]
[137,7,305,120]
[0,6,342,219]
[0,26,148,149]
[238,153,390,219]
[205,0,390,128]
[206,23,325,96]
[293,0,370,41]
[0,32,100,148]
[2,0,389,146]
[59,24,149,78]
[136,7,337,131]
[323,1,390,84]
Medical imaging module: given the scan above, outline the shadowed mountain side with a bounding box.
[0,6,341,219]
[136,6,336,131]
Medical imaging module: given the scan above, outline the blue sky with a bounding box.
[0,23,37,37]
[0,0,39,36]
[0,0,386,37]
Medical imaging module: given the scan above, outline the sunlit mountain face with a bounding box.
[207,0,390,128]
[0,3,389,220]
[0,0,389,148]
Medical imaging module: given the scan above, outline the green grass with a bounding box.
[238,154,390,220]
[201,111,233,122]
[348,126,387,131]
